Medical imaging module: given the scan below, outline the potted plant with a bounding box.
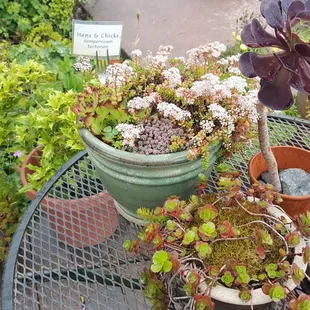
[239,0,310,217]
[124,173,310,309]
[16,91,117,247]
[74,43,259,224]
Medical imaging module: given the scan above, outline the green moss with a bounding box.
[202,199,285,276]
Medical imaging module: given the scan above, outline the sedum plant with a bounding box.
[239,0,310,191]
[124,173,310,309]
[73,43,259,167]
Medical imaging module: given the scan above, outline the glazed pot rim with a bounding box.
[248,146,310,200]
[209,205,307,305]
[78,125,221,166]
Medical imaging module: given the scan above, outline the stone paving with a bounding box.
[86,0,260,56]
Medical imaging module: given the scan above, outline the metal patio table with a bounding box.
[2,115,310,310]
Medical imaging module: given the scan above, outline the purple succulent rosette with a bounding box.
[239,0,310,110]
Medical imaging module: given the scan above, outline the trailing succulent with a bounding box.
[239,0,310,110]
[73,44,259,163]
[124,173,310,309]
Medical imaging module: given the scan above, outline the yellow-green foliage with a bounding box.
[16,91,85,191]
[0,60,55,146]
[26,23,67,48]
[48,0,75,34]
[203,197,284,276]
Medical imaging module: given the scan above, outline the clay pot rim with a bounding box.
[248,146,310,200]
[20,148,111,208]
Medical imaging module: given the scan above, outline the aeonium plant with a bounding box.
[239,0,310,191]
[73,43,259,167]
[124,173,310,310]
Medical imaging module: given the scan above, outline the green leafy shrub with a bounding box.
[0,168,28,262]
[16,91,85,191]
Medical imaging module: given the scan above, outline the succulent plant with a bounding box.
[124,173,310,309]
[239,0,310,110]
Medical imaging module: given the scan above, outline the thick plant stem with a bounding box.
[257,102,282,192]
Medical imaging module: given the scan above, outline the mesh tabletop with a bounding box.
[2,115,310,310]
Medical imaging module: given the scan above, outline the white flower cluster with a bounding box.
[236,90,259,123]
[131,49,142,58]
[222,76,247,93]
[186,42,227,65]
[200,120,215,133]
[145,45,174,69]
[191,73,231,100]
[127,93,161,112]
[208,103,234,134]
[157,102,191,121]
[217,54,240,66]
[115,123,144,147]
[106,63,134,86]
[173,57,185,64]
[228,67,242,75]
[199,41,227,58]
[73,56,92,72]
[162,67,182,89]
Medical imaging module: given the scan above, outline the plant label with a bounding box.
[72,20,123,58]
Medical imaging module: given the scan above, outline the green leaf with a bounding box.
[162,261,172,272]
[152,250,168,265]
[151,263,163,273]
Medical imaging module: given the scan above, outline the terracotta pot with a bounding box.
[248,146,310,217]
[20,148,118,248]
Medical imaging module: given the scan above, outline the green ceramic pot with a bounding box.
[79,127,221,224]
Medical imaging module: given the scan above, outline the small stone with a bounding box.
[261,171,270,183]
[279,168,310,196]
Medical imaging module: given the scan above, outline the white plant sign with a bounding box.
[72,20,123,58]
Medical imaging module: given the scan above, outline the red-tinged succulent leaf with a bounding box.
[163,198,181,213]
[152,233,164,249]
[239,288,252,302]
[241,23,260,48]
[194,294,215,310]
[239,52,257,78]
[198,204,218,222]
[250,53,281,81]
[251,19,286,48]
[291,262,305,285]
[264,1,284,29]
[268,283,286,302]
[188,271,201,286]
[257,245,266,259]
[218,220,235,238]
[302,246,310,264]
[285,231,300,246]
[262,283,272,295]
[208,266,220,277]
[258,68,294,110]
[289,294,310,310]
[287,1,305,22]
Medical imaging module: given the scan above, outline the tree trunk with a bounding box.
[256,103,282,192]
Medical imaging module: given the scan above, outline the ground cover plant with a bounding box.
[124,173,310,309]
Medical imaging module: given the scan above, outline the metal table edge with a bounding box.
[1,150,87,310]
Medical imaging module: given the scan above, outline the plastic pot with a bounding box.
[248,146,310,217]
[20,148,117,248]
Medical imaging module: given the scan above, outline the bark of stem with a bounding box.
[256,102,282,192]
